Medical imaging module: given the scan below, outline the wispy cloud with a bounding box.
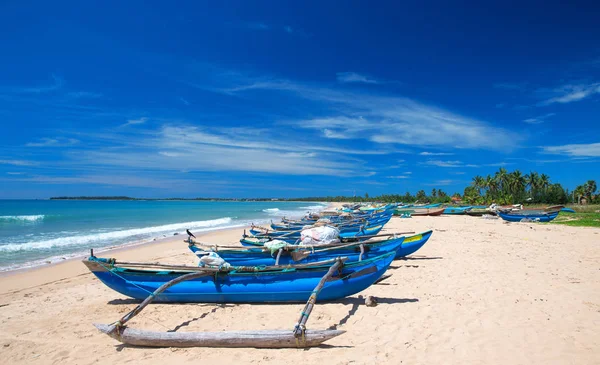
[65,124,382,176]
[225,79,520,150]
[6,172,24,175]
[425,179,454,186]
[523,112,555,124]
[542,142,600,157]
[0,159,38,166]
[423,160,479,168]
[419,151,454,156]
[121,117,148,127]
[537,83,600,106]
[336,72,379,84]
[66,91,102,99]
[26,137,79,147]
[179,97,190,106]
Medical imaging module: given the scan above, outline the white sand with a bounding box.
[0,215,598,364]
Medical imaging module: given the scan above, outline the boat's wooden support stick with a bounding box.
[341,231,415,240]
[107,270,213,335]
[293,257,346,338]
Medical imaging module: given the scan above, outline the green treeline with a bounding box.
[49,169,598,205]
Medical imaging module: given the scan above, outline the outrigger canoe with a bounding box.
[83,252,395,303]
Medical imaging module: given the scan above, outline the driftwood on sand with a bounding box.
[93,255,347,348]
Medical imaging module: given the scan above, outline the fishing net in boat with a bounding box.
[199,252,231,269]
[264,240,288,254]
[300,226,340,246]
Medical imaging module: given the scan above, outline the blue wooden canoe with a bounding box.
[394,230,433,259]
[442,206,472,215]
[497,211,559,222]
[561,208,576,213]
[239,230,433,260]
[83,252,395,303]
[189,236,405,266]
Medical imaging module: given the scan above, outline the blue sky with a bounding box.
[1,1,599,198]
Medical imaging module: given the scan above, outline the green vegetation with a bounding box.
[464,168,572,205]
[50,169,599,208]
[550,209,600,228]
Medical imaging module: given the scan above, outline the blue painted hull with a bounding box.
[249,222,387,242]
[561,208,576,213]
[497,211,559,222]
[442,206,472,215]
[84,253,395,303]
[190,237,404,266]
[394,230,433,259]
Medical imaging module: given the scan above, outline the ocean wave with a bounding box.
[0,217,233,253]
[299,204,327,210]
[0,215,45,222]
[262,208,280,212]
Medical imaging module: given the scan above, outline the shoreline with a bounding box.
[0,202,337,282]
[0,202,332,275]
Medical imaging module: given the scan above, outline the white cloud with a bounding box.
[122,117,148,127]
[6,172,24,175]
[67,91,102,99]
[179,97,190,106]
[236,83,521,150]
[26,137,79,147]
[523,113,556,124]
[424,160,479,168]
[0,159,38,166]
[538,83,600,106]
[387,175,410,179]
[68,124,382,177]
[419,151,454,156]
[542,142,600,157]
[336,72,379,84]
[425,179,454,186]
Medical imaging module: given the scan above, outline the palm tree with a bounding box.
[509,170,526,202]
[495,168,509,191]
[585,180,597,202]
[472,175,484,196]
[525,171,539,202]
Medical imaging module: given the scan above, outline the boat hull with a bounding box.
[191,237,404,267]
[497,211,559,222]
[84,253,395,303]
[394,230,433,258]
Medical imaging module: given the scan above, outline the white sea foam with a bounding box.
[299,204,327,211]
[0,215,45,222]
[262,208,280,212]
[0,217,233,253]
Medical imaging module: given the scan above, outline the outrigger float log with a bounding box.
[91,252,347,348]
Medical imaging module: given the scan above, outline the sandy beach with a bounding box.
[0,215,599,364]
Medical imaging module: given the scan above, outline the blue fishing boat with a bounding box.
[442,206,472,215]
[82,252,395,303]
[394,230,433,258]
[248,222,386,243]
[239,231,432,259]
[189,235,405,266]
[497,211,559,223]
[561,208,576,213]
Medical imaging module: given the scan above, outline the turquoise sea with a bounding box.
[0,200,326,272]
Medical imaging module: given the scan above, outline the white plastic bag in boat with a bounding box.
[199,252,230,268]
[300,226,340,246]
[264,239,288,254]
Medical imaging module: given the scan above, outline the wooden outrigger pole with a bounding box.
[93,256,347,348]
